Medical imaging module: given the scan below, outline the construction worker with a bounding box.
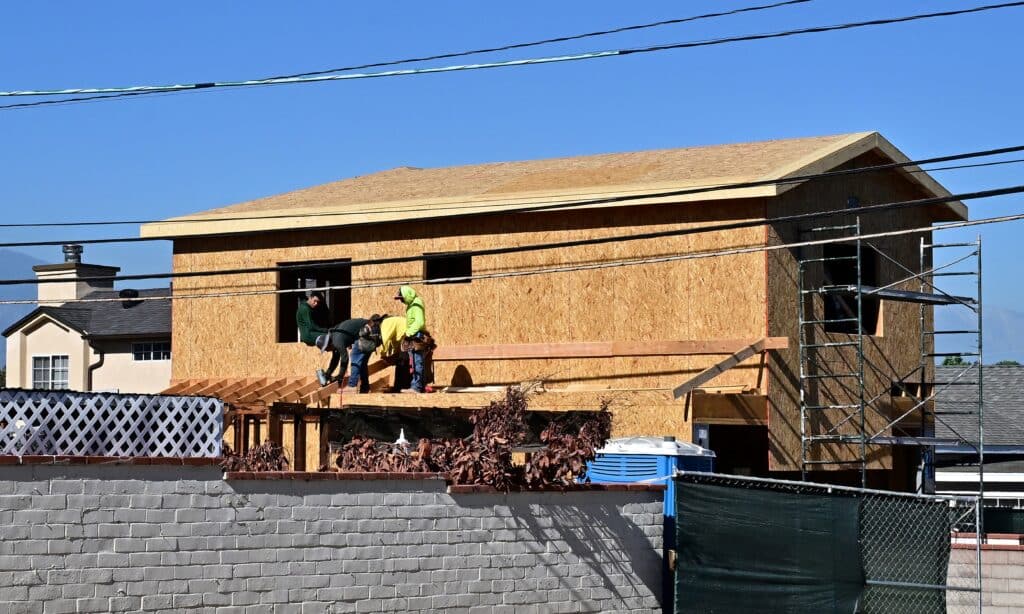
[315,317,368,386]
[377,315,408,391]
[394,285,428,393]
[295,291,329,347]
[347,315,384,393]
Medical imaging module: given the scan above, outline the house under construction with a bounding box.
[143,131,983,488]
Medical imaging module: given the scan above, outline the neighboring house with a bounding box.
[936,364,1024,505]
[2,246,171,394]
[142,132,965,483]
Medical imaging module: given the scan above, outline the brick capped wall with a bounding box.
[950,541,1024,613]
[0,462,664,614]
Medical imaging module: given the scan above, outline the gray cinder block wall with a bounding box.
[950,543,1024,613]
[0,463,664,614]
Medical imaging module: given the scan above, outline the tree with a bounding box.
[995,360,1022,366]
[942,356,968,366]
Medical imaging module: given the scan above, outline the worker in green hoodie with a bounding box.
[296,291,329,346]
[393,285,428,393]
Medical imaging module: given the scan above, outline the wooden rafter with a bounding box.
[162,379,196,395]
[672,341,767,400]
[304,381,339,405]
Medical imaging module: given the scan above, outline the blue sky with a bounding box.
[1,1,1022,357]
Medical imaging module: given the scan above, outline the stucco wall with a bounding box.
[89,340,171,394]
[0,463,665,614]
[5,317,88,390]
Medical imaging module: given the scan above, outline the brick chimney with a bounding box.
[33,244,120,305]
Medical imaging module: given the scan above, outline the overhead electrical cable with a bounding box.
[1,207,1017,306]
[5,184,1023,287]
[267,0,814,80]
[0,0,814,111]
[2,1,1022,109]
[0,143,1021,241]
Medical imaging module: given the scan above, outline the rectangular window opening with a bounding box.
[32,355,69,390]
[423,252,472,284]
[132,342,171,361]
[822,245,880,335]
[277,259,352,343]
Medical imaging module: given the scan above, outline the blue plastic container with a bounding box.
[586,436,715,547]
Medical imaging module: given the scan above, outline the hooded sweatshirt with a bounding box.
[398,285,425,337]
[378,316,408,358]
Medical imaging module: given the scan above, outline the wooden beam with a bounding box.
[238,379,287,404]
[691,393,768,426]
[673,341,766,400]
[304,381,339,405]
[217,378,255,398]
[162,379,195,395]
[229,378,268,403]
[280,379,320,403]
[367,360,390,376]
[255,378,307,404]
[192,379,231,398]
[433,337,787,360]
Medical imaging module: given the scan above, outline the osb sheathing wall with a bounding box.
[766,151,939,472]
[171,200,769,440]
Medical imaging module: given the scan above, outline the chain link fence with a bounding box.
[674,472,982,613]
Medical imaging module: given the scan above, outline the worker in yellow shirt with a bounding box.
[378,316,409,391]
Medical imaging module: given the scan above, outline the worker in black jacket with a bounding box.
[315,317,368,386]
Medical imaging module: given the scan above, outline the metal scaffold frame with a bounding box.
[797,216,983,493]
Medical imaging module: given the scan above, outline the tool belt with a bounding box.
[401,330,436,353]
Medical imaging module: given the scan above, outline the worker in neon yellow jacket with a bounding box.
[394,285,428,393]
[377,315,409,392]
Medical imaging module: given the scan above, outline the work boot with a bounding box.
[316,369,328,387]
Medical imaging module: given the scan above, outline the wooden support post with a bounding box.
[318,416,330,471]
[673,341,766,400]
[293,414,306,472]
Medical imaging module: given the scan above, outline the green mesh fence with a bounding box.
[674,473,981,614]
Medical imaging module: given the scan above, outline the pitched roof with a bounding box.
[2,288,171,339]
[935,365,1024,446]
[140,131,966,239]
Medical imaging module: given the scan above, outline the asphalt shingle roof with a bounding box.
[935,365,1024,446]
[2,287,171,339]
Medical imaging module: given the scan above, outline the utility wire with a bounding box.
[0,143,1022,241]
[268,0,814,80]
[3,206,1018,306]
[0,0,814,111]
[3,1,1022,108]
[5,184,1023,287]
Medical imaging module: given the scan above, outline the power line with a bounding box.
[5,183,1023,287]
[0,142,1022,243]
[4,205,1019,306]
[0,0,813,111]
[267,0,814,80]
[3,2,1022,108]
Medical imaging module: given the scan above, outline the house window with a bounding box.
[32,355,69,390]
[133,342,171,361]
[277,259,352,343]
[423,252,472,284]
[822,244,880,335]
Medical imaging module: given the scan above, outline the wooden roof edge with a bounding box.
[770,131,966,221]
[139,182,777,239]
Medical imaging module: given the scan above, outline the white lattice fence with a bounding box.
[0,389,222,457]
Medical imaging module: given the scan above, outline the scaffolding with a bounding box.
[797,216,983,492]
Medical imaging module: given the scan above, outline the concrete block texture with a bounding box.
[0,464,665,613]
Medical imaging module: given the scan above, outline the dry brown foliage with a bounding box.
[335,388,611,489]
[220,441,290,472]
